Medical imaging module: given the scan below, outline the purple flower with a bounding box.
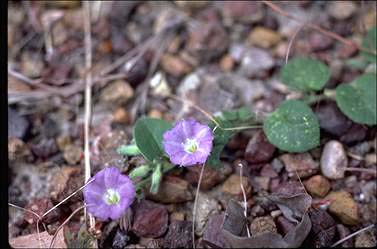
[163,119,214,166]
[83,167,135,221]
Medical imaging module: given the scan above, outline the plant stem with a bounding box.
[192,163,206,249]
[345,167,377,175]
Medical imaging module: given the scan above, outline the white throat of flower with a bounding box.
[183,138,199,154]
[103,188,120,205]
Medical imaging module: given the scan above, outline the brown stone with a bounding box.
[326,191,359,225]
[245,131,275,164]
[250,216,277,236]
[184,163,232,190]
[100,80,134,104]
[304,175,331,197]
[161,54,192,77]
[112,108,130,124]
[222,174,252,199]
[132,200,168,238]
[220,54,234,72]
[248,27,281,48]
[280,153,319,178]
[147,176,193,203]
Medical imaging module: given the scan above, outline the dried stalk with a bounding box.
[83,0,96,234]
[192,161,206,249]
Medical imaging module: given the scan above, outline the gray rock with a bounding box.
[320,141,348,179]
[250,216,277,236]
[8,108,29,139]
[238,47,275,78]
[194,193,221,236]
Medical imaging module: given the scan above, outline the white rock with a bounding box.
[320,140,348,179]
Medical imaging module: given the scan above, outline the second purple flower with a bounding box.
[163,119,214,166]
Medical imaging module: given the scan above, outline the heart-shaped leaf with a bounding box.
[133,117,172,162]
[281,57,330,91]
[361,27,377,63]
[336,73,377,125]
[263,100,320,152]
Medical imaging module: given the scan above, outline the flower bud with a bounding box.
[150,164,162,194]
[129,165,151,179]
[117,144,141,156]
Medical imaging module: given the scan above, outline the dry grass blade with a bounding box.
[9,203,45,248]
[192,162,206,249]
[83,0,96,235]
[331,224,375,247]
[238,162,251,237]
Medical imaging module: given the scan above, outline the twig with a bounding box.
[169,94,262,131]
[83,0,96,234]
[49,205,88,249]
[262,1,377,56]
[41,178,94,219]
[286,24,305,64]
[9,203,45,249]
[192,162,206,249]
[345,167,377,175]
[331,224,375,247]
[238,162,251,237]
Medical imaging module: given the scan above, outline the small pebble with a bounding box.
[320,140,348,179]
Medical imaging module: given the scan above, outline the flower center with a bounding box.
[183,138,198,153]
[103,188,120,205]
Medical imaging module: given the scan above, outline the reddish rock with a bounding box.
[202,214,229,248]
[220,1,263,23]
[186,22,229,61]
[308,32,334,51]
[245,131,275,164]
[132,200,168,238]
[163,220,192,248]
[280,153,319,178]
[260,164,278,178]
[147,176,193,203]
[30,138,58,159]
[337,43,358,59]
[276,216,295,236]
[184,163,232,190]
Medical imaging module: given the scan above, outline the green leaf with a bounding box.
[281,57,330,91]
[361,27,377,63]
[263,100,320,152]
[207,107,257,168]
[335,73,377,125]
[133,117,172,162]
